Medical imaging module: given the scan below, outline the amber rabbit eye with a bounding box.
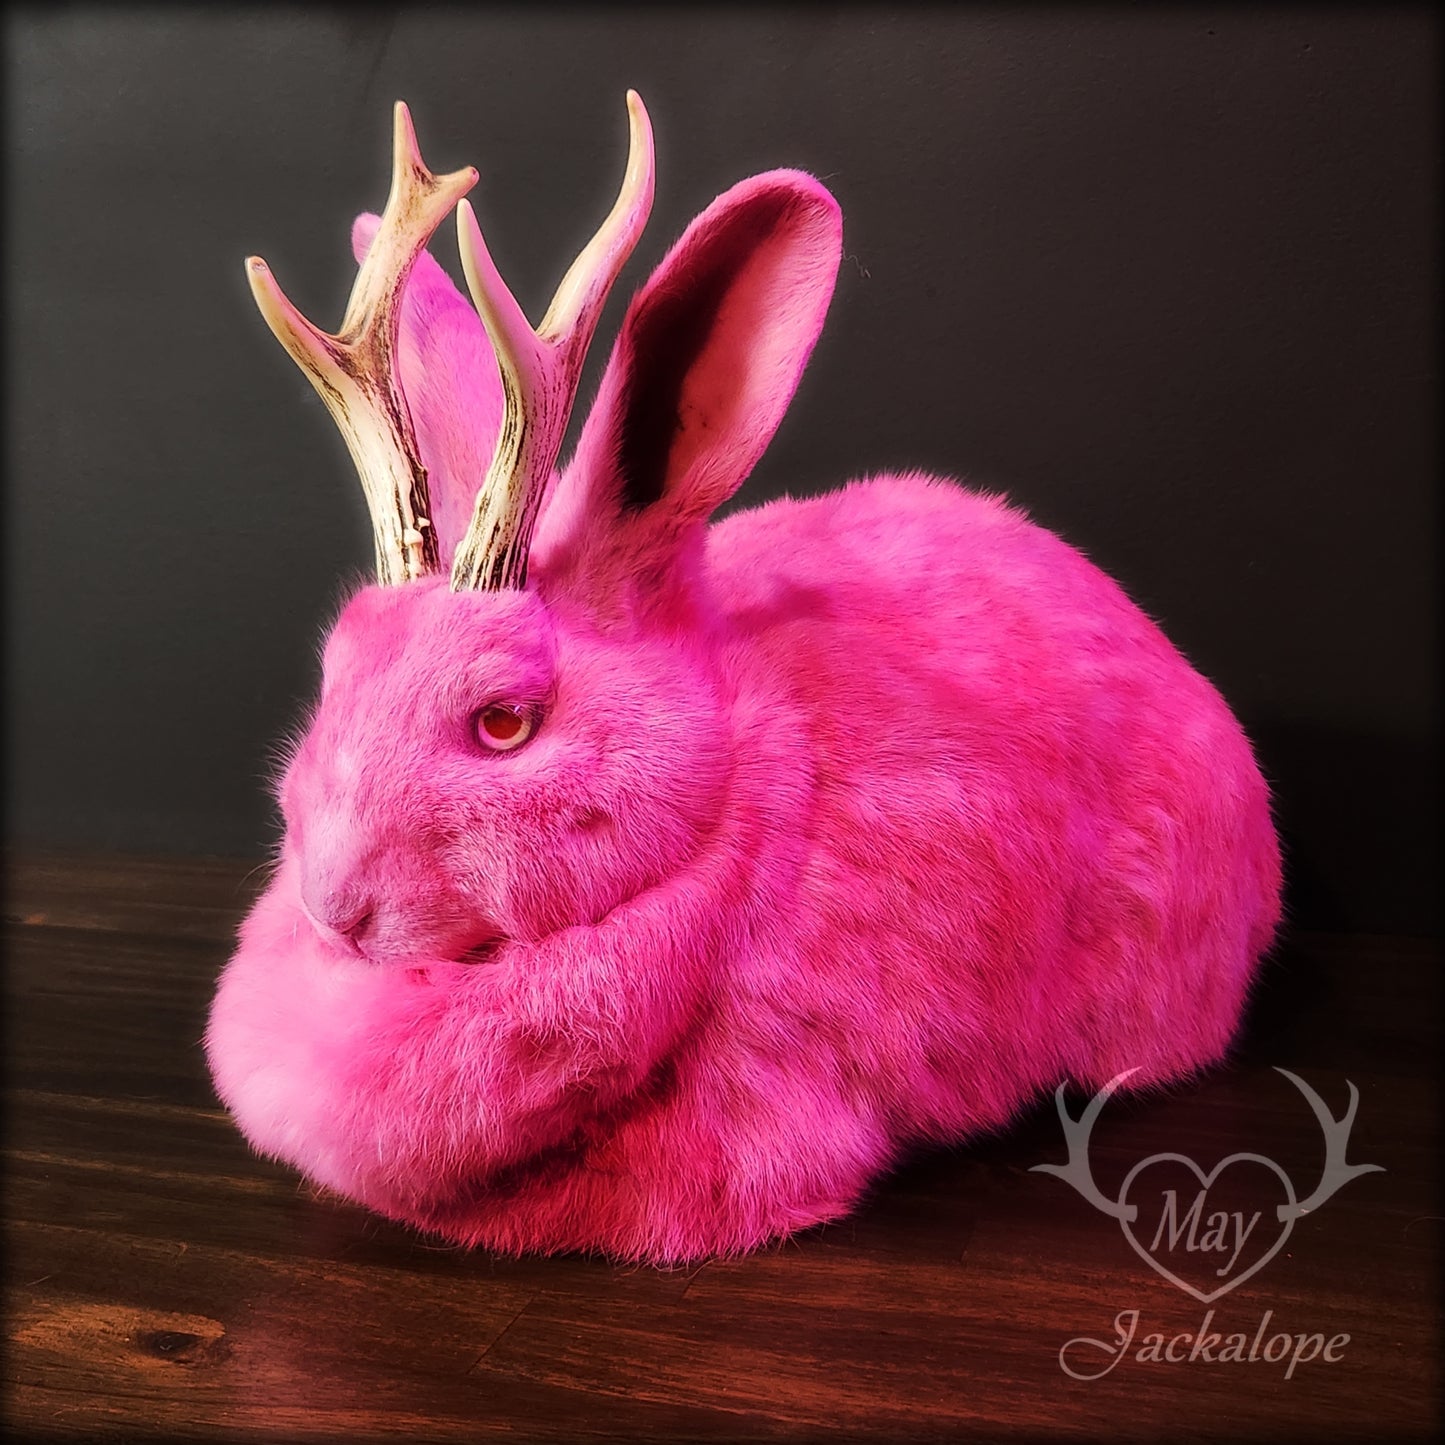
[475,704,536,753]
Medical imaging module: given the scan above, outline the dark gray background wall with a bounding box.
[7,8,1438,934]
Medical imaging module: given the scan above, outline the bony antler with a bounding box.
[1030,1070,1140,1220]
[246,103,477,585]
[450,90,655,592]
[1274,1068,1384,1221]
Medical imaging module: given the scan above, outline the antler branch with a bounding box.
[1030,1070,1140,1221]
[1275,1069,1385,1220]
[246,103,477,584]
[450,90,655,592]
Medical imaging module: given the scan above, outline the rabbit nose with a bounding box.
[302,879,375,943]
[334,904,376,943]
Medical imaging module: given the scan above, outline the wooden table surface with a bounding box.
[3,852,1438,1442]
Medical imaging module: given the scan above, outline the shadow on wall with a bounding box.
[1250,721,1440,939]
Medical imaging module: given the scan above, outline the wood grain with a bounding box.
[3,851,1439,1441]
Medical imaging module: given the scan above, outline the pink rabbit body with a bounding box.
[207,108,1280,1262]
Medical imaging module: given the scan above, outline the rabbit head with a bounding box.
[251,95,842,970]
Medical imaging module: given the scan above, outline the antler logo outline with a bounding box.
[1031,1068,1384,1301]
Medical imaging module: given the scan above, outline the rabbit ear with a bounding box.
[533,172,842,621]
[351,213,504,570]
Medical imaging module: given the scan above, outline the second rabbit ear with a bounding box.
[533,171,844,618]
[350,213,504,571]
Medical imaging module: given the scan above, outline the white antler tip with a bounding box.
[393,100,419,156]
[244,256,289,320]
[244,256,297,315]
[624,91,654,185]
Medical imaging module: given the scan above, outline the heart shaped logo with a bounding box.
[1118,1152,1296,1303]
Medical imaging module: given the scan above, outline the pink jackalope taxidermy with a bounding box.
[206,94,1282,1262]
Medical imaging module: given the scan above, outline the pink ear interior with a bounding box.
[606,174,843,524]
[351,214,503,567]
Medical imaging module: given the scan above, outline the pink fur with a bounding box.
[208,168,1281,1262]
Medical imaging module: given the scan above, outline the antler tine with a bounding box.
[246,102,477,585]
[1030,1069,1140,1220]
[1275,1069,1385,1219]
[451,91,656,592]
[541,90,657,348]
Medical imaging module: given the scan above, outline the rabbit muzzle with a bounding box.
[294,846,498,967]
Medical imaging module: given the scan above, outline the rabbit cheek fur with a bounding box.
[207,163,1281,1262]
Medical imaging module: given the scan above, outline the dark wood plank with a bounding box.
[3,854,1439,1441]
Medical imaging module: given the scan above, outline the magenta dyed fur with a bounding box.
[206,169,1281,1262]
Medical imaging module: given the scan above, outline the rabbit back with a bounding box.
[701,470,1280,1128]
